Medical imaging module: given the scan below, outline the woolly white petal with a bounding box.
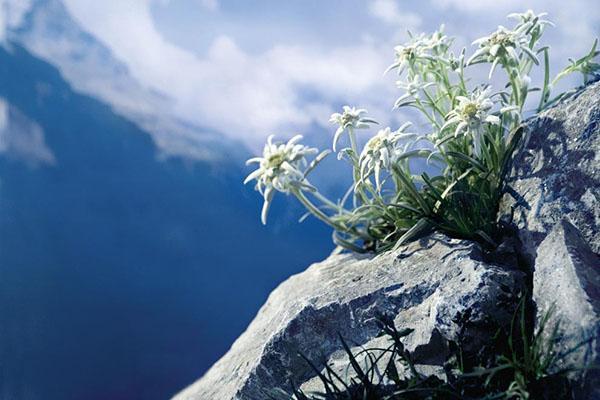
[243,168,263,184]
[486,115,501,125]
[332,127,344,151]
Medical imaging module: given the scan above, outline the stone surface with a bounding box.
[500,81,600,259]
[533,219,600,398]
[174,236,525,400]
[504,83,600,398]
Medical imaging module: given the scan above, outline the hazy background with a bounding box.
[0,1,598,399]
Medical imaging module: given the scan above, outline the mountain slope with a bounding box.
[0,43,332,400]
[4,0,240,162]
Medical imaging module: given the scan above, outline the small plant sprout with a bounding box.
[244,10,599,253]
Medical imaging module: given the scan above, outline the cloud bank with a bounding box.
[58,0,600,148]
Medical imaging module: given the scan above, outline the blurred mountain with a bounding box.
[3,0,242,162]
[0,1,333,399]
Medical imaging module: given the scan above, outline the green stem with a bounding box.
[415,99,442,129]
[294,189,341,230]
[422,88,446,120]
[348,127,370,204]
[294,189,370,240]
[537,48,550,112]
[312,189,343,211]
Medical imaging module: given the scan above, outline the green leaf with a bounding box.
[392,218,434,250]
[338,334,373,389]
[445,151,487,172]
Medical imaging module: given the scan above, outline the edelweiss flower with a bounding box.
[244,135,317,224]
[386,28,451,75]
[385,34,431,74]
[329,106,377,151]
[441,88,500,156]
[426,26,452,55]
[395,75,436,108]
[508,10,554,34]
[359,124,415,190]
[468,25,538,78]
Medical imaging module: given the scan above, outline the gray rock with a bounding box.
[504,83,600,397]
[500,81,600,259]
[533,219,600,398]
[173,236,525,400]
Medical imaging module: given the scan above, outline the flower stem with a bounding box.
[293,189,341,230]
[348,127,370,204]
[293,189,370,240]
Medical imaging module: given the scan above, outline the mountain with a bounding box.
[0,8,333,400]
[3,0,242,162]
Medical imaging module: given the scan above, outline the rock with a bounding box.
[175,81,600,400]
[500,81,600,260]
[502,83,600,398]
[532,220,600,398]
[173,236,525,400]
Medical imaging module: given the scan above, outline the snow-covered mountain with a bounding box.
[2,0,242,162]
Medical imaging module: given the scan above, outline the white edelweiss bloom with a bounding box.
[244,135,318,224]
[395,75,436,108]
[426,25,452,55]
[385,34,431,75]
[329,106,377,151]
[468,25,538,78]
[441,87,500,156]
[386,28,452,75]
[507,9,554,31]
[359,123,415,190]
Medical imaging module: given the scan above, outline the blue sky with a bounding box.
[22,0,600,149]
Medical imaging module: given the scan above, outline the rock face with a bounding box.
[500,81,600,259]
[532,220,600,398]
[499,82,600,397]
[174,236,525,400]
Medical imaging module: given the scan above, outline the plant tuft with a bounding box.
[244,10,600,253]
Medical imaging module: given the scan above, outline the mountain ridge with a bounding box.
[3,0,243,162]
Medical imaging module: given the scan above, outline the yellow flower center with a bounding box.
[267,153,285,169]
[489,32,514,48]
[462,102,479,119]
[402,47,415,59]
[367,136,385,151]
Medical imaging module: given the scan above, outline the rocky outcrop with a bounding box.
[532,220,600,398]
[174,236,525,400]
[175,83,599,400]
[500,81,600,260]
[499,82,600,398]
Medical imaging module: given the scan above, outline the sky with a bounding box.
[51,0,600,149]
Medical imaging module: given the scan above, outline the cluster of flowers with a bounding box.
[244,10,599,252]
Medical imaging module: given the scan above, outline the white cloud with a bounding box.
[1,0,33,43]
[368,0,421,29]
[431,0,522,12]
[61,0,398,148]
[52,0,600,150]
[0,97,56,167]
[198,0,218,11]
